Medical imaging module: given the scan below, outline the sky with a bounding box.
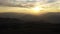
[0,0,60,6]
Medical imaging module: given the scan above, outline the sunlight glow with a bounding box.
[33,6,43,11]
[31,6,43,13]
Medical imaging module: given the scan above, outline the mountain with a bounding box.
[0,12,60,34]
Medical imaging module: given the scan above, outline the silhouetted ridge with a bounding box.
[40,12,60,24]
[0,12,60,34]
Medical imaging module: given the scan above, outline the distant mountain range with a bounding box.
[0,12,60,24]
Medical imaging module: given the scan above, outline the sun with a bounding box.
[33,6,40,11]
[31,6,43,13]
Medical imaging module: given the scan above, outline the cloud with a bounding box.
[47,0,56,3]
[0,0,60,7]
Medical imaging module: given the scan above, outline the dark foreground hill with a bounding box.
[0,12,60,34]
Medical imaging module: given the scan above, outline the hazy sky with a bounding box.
[0,0,60,6]
[0,0,58,3]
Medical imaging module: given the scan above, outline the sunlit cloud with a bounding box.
[0,0,60,15]
[0,0,59,6]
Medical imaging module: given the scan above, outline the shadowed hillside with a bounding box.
[0,12,41,22]
[40,12,60,24]
[0,12,60,34]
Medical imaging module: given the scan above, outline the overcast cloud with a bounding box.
[0,0,60,7]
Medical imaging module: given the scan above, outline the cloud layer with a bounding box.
[0,0,60,7]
